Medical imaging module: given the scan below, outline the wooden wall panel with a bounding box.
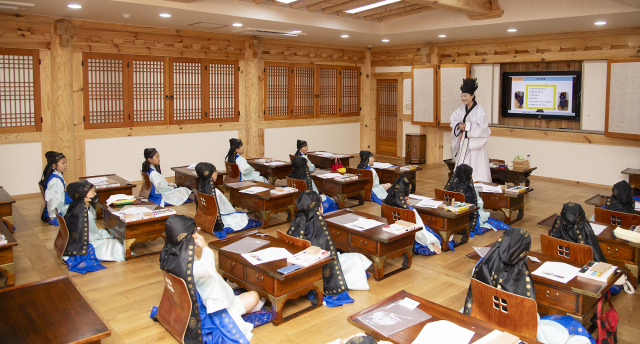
[499,61,582,130]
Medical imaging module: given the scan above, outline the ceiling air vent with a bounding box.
[233,28,306,37]
[187,22,228,30]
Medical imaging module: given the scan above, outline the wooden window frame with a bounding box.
[0,48,41,133]
[83,53,130,129]
[264,62,292,121]
[340,66,360,117]
[316,65,340,118]
[292,63,316,120]
[128,55,169,127]
[206,59,240,123]
[169,57,205,125]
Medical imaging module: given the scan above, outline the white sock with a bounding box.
[248,298,266,313]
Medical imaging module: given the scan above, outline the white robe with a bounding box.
[149,167,192,206]
[474,189,495,230]
[310,179,332,205]
[412,208,442,249]
[194,247,253,340]
[87,208,125,262]
[299,153,316,172]
[369,168,388,200]
[236,156,269,183]
[214,188,249,231]
[44,171,69,218]
[450,103,491,183]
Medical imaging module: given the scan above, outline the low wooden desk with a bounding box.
[209,230,333,326]
[80,174,135,218]
[311,170,370,208]
[171,165,226,191]
[348,290,542,344]
[227,181,299,228]
[307,152,353,170]
[466,247,624,324]
[476,182,533,225]
[414,203,477,252]
[0,186,15,231]
[0,275,111,344]
[372,165,422,194]
[324,209,420,281]
[622,168,640,189]
[538,214,639,287]
[0,220,17,287]
[444,159,537,187]
[102,199,171,260]
[247,159,293,184]
[584,194,640,215]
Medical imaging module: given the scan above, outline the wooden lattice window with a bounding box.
[0,49,41,133]
[265,63,290,120]
[317,66,338,117]
[83,53,129,129]
[171,58,203,124]
[207,60,239,122]
[293,65,315,118]
[341,67,359,116]
[130,56,167,126]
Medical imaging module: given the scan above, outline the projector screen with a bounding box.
[502,71,581,121]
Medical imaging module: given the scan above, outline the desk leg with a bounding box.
[359,190,365,205]
[0,262,14,287]
[439,230,452,252]
[501,207,513,225]
[259,210,272,228]
[286,205,294,222]
[269,279,324,326]
[370,256,387,280]
[268,177,277,184]
[336,194,347,209]
[370,247,413,281]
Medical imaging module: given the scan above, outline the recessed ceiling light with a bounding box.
[68,4,82,9]
[594,21,607,25]
[277,0,298,3]
[341,34,349,38]
[346,0,401,14]
[507,28,517,32]
[123,14,130,18]
[232,23,243,27]
[292,30,302,33]
[159,13,171,18]
[382,39,389,42]
[438,34,447,38]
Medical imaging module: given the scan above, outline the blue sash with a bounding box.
[146,170,163,205]
[66,243,106,274]
[235,154,242,182]
[47,174,72,204]
[197,292,250,344]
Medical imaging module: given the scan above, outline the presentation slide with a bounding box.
[509,76,576,116]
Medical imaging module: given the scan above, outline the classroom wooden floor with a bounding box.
[7,157,640,344]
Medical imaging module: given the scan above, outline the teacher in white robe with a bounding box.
[450,78,492,183]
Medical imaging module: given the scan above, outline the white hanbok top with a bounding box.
[236,156,269,183]
[87,208,125,262]
[450,103,491,183]
[149,167,192,206]
[412,208,442,249]
[44,171,69,218]
[369,168,388,200]
[299,153,316,172]
[195,247,253,339]
[214,188,249,231]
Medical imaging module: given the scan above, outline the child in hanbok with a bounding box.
[142,148,192,206]
[225,138,269,183]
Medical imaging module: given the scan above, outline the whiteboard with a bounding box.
[412,66,436,125]
[439,65,469,126]
[606,60,640,140]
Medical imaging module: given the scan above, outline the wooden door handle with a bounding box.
[491,196,500,202]
[545,291,559,300]
[425,217,435,223]
[359,240,368,246]
[606,247,618,254]
[227,261,235,269]
[255,274,263,283]
[331,231,340,237]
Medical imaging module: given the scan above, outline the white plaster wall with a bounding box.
[582,60,607,132]
[0,142,42,195]
[85,130,239,182]
[375,66,411,73]
[264,123,360,162]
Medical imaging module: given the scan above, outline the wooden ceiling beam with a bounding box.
[307,0,351,12]
[290,0,325,9]
[403,0,492,15]
[364,4,422,20]
[467,0,503,20]
[322,0,380,14]
[375,5,435,22]
[349,1,413,18]
[253,0,269,4]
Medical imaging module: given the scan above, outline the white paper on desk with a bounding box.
[590,223,609,236]
[113,206,153,216]
[241,247,292,265]
[372,162,395,169]
[473,246,491,258]
[471,330,503,344]
[316,173,341,179]
[416,199,444,208]
[635,201,639,211]
[409,194,432,201]
[240,187,270,194]
[480,184,503,193]
[85,176,108,184]
[266,161,286,166]
[528,256,541,263]
[532,261,580,284]
[105,194,136,204]
[344,218,385,231]
[412,320,475,344]
[187,163,198,169]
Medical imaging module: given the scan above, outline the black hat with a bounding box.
[460,78,478,95]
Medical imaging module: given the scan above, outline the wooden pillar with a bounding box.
[360,51,375,151]
[244,39,260,159]
[396,77,403,158]
[50,19,76,181]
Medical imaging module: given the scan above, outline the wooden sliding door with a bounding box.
[376,79,398,157]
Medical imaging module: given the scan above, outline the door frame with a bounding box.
[376,78,401,157]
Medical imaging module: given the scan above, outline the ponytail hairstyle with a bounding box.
[39,151,66,190]
[225,138,243,163]
[142,148,161,174]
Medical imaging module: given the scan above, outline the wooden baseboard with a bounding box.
[528,175,609,189]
